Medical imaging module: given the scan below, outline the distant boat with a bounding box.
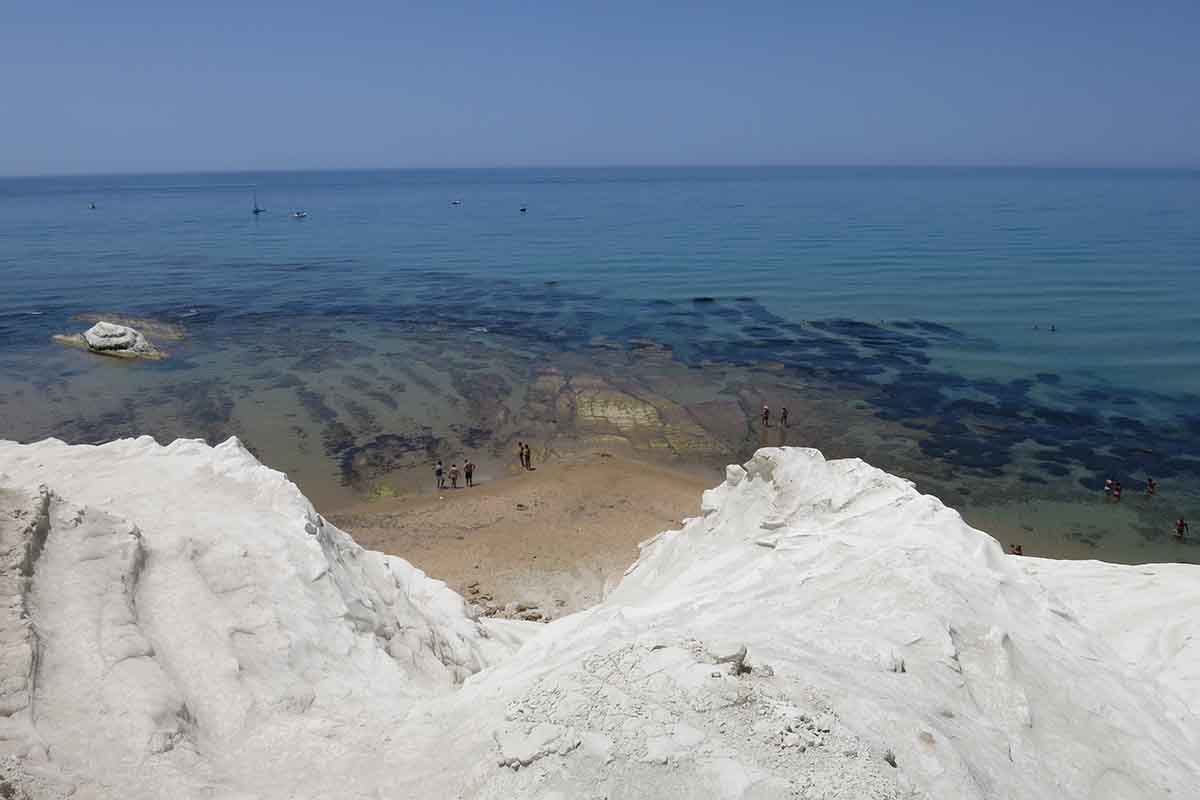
[252,190,265,215]
[520,206,527,213]
[451,199,463,206]
[88,202,96,210]
[290,211,308,219]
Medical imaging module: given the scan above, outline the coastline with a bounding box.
[4,304,1198,568]
[325,444,1194,628]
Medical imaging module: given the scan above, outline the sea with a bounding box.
[1,167,1198,562]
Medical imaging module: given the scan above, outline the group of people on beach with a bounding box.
[434,459,474,490]
[433,441,534,490]
[1103,476,1188,540]
[761,405,789,428]
[516,441,534,470]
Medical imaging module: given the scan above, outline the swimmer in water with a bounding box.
[1176,518,1189,539]
[1146,478,1157,497]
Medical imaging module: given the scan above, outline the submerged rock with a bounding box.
[82,322,159,357]
[53,321,163,359]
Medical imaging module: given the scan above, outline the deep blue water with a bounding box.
[2,167,1199,506]
[3,167,1198,392]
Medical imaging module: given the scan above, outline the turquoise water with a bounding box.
[3,167,1198,391]
[1,167,1198,559]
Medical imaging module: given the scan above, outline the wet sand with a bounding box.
[327,453,719,618]
[963,493,1196,563]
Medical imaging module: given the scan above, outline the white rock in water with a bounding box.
[81,321,159,357]
[0,440,1197,799]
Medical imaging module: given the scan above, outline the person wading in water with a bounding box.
[464,459,475,487]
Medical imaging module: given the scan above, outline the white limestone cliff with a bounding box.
[0,439,1195,799]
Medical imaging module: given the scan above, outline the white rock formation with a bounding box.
[0,440,1196,799]
[81,321,160,358]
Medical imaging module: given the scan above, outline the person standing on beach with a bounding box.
[762,405,770,428]
[1113,481,1122,502]
[435,460,445,490]
[1146,478,1157,496]
[449,463,460,489]
[517,441,525,470]
[781,407,789,428]
[464,459,474,487]
[1176,518,1189,539]
[523,443,533,470]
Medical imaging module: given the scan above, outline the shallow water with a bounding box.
[1,167,1197,563]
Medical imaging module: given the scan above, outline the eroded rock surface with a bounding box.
[53,321,163,359]
[0,440,1197,799]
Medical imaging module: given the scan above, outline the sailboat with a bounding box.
[252,189,265,215]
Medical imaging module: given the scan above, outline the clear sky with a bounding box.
[3,1,1199,175]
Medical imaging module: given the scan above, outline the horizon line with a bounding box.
[4,162,1200,180]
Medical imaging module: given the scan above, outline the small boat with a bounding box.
[290,211,308,219]
[252,190,265,215]
[519,206,527,214]
[450,199,463,206]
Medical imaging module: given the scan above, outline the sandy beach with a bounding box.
[329,447,1199,621]
[328,454,720,618]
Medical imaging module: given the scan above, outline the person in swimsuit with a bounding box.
[517,441,525,470]
[1113,481,1122,502]
[449,463,460,489]
[1008,544,1023,556]
[435,460,445,489]
[762,405,770,428]
[781,407,789,428]
[523,443,533,470]
[1103,479,1113,498]
[1146,478,1157,496]
[1176,518,1189,539]
[464,459,474,487]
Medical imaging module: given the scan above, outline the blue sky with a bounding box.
[3,1,1198,174]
